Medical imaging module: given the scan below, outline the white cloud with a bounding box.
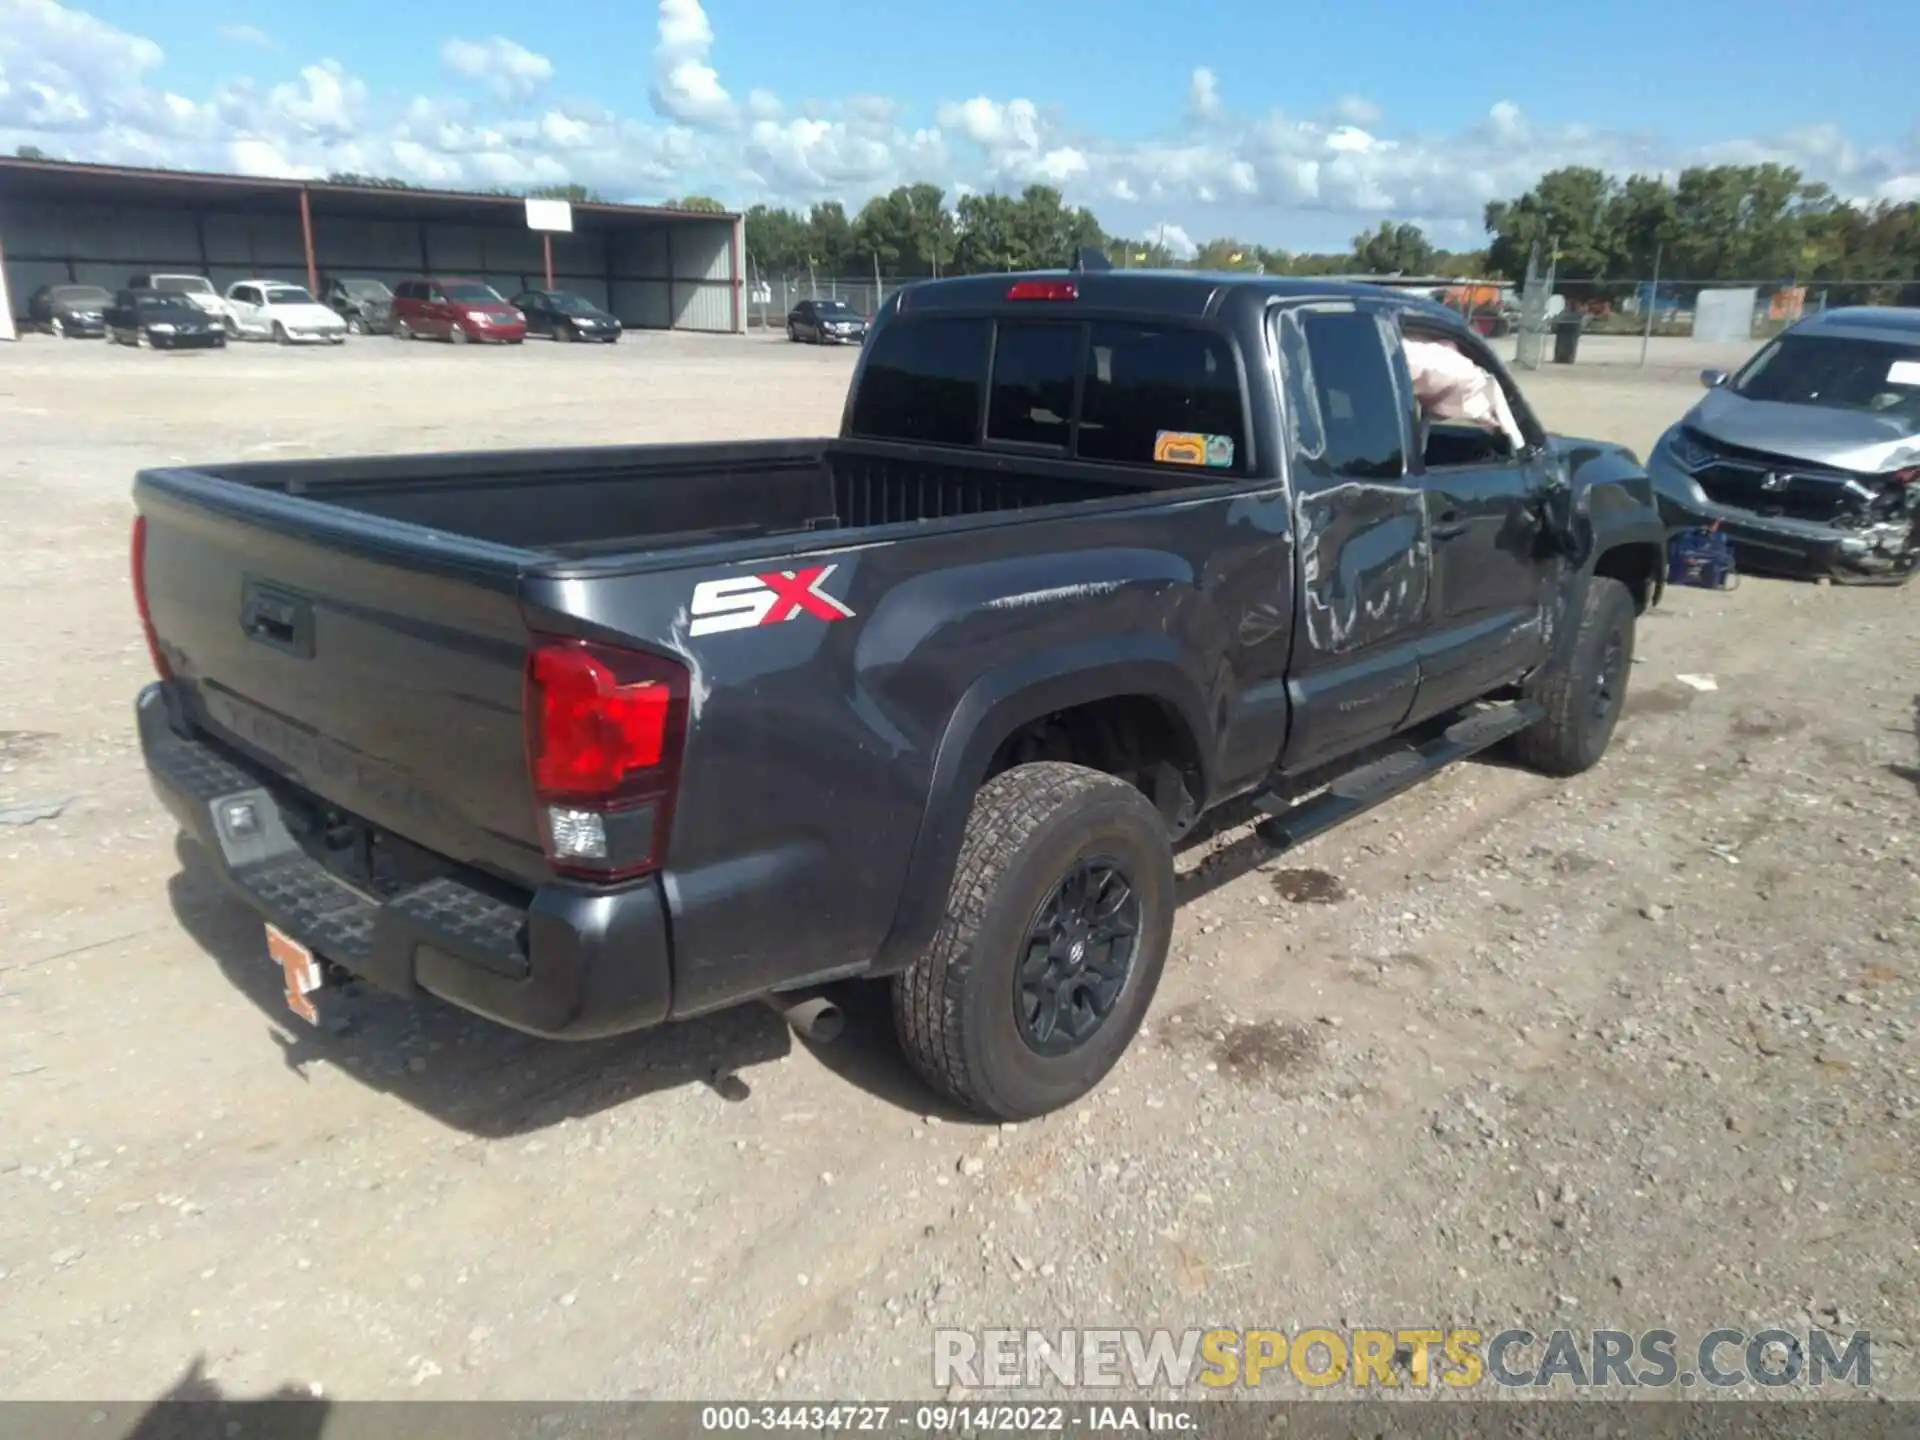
[1334,95,1382,127]
[439,35,553,101]
[1147,222,1197,260]
[268,60,363,135]
[1188,67,1223,123]
[217,23,273,48]
[652,0,732,125]
[2,0,1917,252]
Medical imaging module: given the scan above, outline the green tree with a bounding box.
[806,201,854,273]
[1605,174,1678,277]
[1352,220,1437,275]
[1484,166,1619,281]
[1194,238,1257,271]
[15,145,51,160]
[744,204,810,273]
[327,172,415,189]
[665,194,727,212]
[528,182,607,203]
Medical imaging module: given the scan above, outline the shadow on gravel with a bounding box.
[1889,694,1920,797]
[166,835,800,1137]
[27,1354,334,1440]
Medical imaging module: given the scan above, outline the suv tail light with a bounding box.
[131,515,172,680]
[525,636,689,882]
[1007,280,1078,302]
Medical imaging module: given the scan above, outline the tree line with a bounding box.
[1484,163,1920,286]
[743,184,1484,279]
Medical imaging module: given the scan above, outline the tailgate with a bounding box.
[137,476,545,887]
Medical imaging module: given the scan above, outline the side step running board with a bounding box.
[1254,700,1544,853]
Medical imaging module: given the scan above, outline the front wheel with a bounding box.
[273,323,290,346]
[892,761,1174,1121]
[394,319,412,340]
[135,329,153,350]
[1509,575,1637,777]
[448,325,469,345]
[50,316,66,338]
[346,315,365,335]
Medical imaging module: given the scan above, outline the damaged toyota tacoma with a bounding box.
[132,270,1667,1121]
[1651,306,1920,583]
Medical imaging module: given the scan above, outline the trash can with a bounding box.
[1551,312,1585,364]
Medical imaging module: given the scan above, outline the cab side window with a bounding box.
[1397,322,1538,471]
[1287,308,1407,481]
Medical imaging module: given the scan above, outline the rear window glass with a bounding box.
[987,323,1081,447]
[853,315,1245,471]
[849,317,990,446]
[1078,323,1243,470]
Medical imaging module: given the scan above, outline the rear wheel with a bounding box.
[892,762,1174,1121]
[1510,575,1636,777]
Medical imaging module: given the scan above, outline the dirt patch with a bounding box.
[1728,709,1808,739]
[1270,868,1349,904]
[1552,851,1603,877]
[0,729,54,763]
[1623,688,1695,718]
[1214,1019,1322,1082]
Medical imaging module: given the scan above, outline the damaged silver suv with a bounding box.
[1650,306,1920,584]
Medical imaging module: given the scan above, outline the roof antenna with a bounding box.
[1071,247,1113,273]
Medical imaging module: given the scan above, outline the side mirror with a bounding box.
[1700,368,1729,389]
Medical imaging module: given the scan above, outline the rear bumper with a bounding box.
[137,684,673,1039]
[1649,451,1918,582]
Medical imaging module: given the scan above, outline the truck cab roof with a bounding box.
[892,268,1477,333]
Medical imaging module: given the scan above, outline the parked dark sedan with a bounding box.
[787,298,869,344]
[323,277,395,335]
[27,283,112,338]
[105,290,228,350]
[511,289,623,343]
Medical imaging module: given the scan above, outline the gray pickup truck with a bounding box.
[133,270,1666,1120]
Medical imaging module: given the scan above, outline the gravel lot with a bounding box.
[0,328,1914,1405]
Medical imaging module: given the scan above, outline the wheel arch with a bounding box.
[871,641,1213,975]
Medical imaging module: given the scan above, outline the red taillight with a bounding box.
[131,515,172,680]
[1007,280,1078,302]
[525,637,688,882]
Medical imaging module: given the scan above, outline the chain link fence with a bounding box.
[1531,278,1920,343]
[746,274,910,330]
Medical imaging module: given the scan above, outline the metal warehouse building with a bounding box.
[0,157,745,334]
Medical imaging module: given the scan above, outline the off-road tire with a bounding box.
[1510,576,1636,777]
[892,761,1174,1121]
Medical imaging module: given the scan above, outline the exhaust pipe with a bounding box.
[761,988,844,1044]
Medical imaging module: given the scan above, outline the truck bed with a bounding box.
[184,438,1184,564]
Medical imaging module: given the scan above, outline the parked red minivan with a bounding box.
[390,277,528,344]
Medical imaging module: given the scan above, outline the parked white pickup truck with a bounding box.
[223,280,349,345]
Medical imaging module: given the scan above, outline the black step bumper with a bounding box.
[137,684,673,1039]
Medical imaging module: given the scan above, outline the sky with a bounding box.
[3,0,1918,257]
